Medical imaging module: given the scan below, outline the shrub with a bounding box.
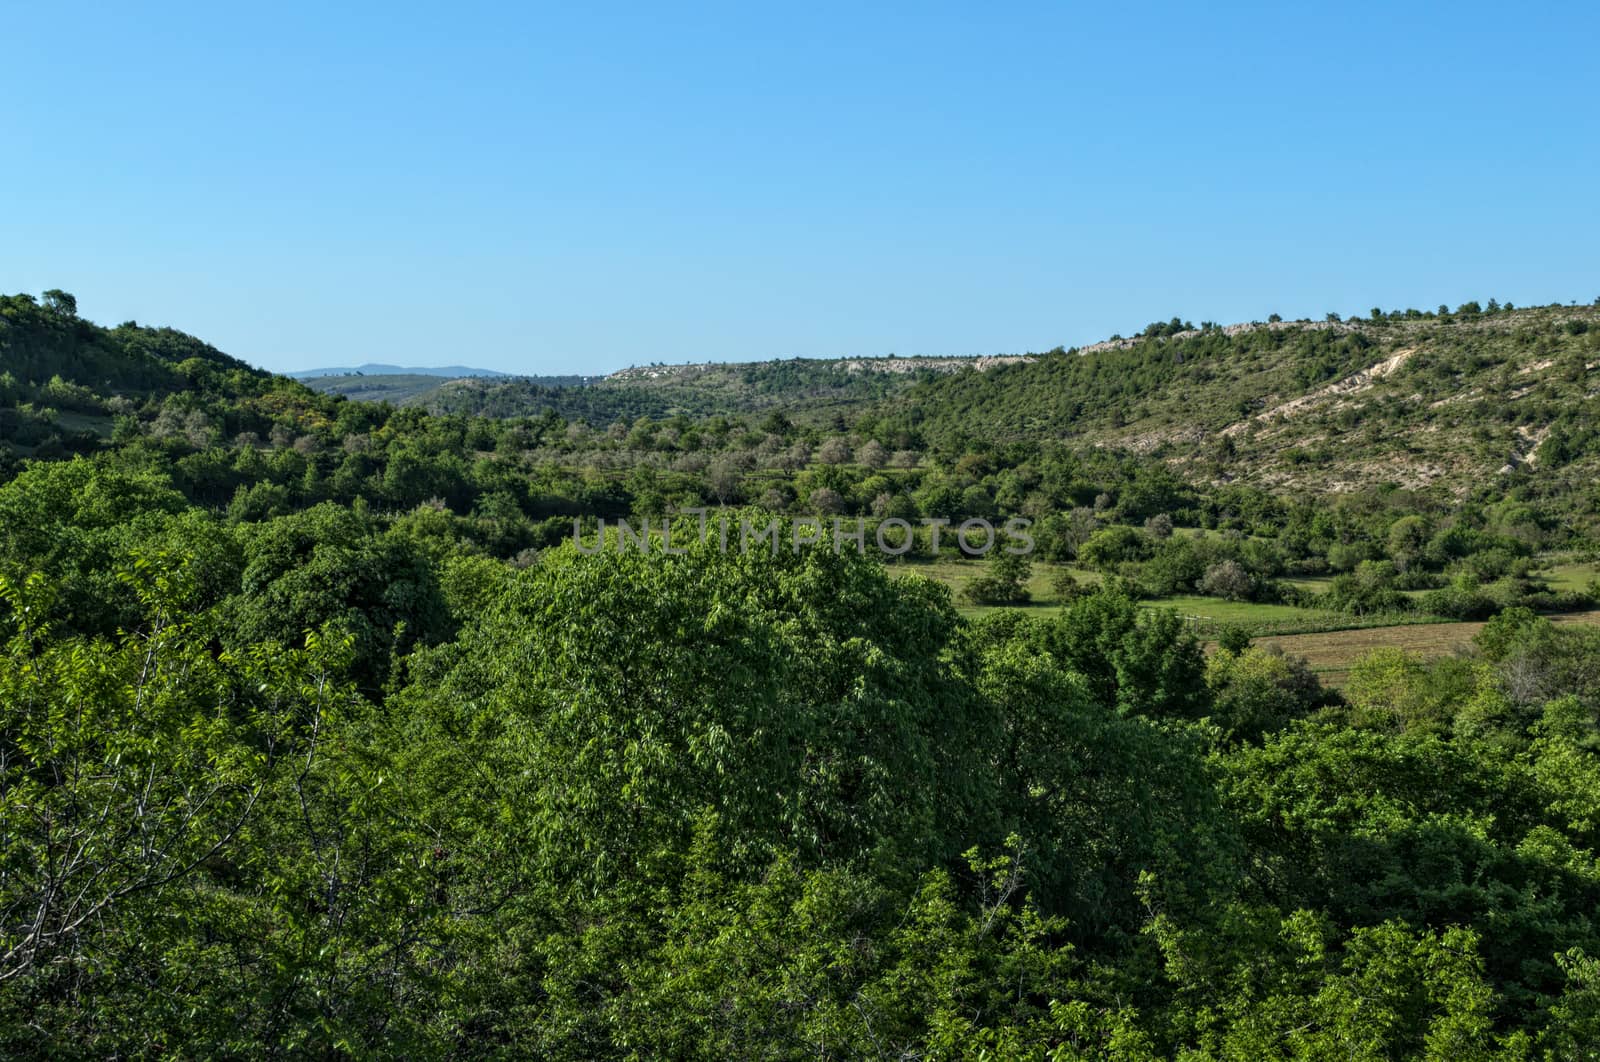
[1078,525,1149,570]
[963,552,1033,606]
[1205,644,1326,742]
[1419,586,1496,620]
[1200,560,1255,602]
[1050,568,1086,601]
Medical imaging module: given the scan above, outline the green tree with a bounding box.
[0,559,342,988]
[962,550,1032,605]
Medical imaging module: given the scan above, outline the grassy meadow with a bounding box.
[894,554,1600,685]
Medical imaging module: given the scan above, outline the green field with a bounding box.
[1150,595,1441,636]
[893,559,1446,635]
[1544,560,1600,592]
[1256,608,1600,686]
[887,553,1600,689]
[886,557,1101,615]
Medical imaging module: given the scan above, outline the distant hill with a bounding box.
[873,303,1600,495]
[10,287,1600,500]
[289,363,510,379]
[0,291,263,395]
[0,290,306,461]
[300,370,596,405]
[417,355,1030,423]
[285,307,1600,498]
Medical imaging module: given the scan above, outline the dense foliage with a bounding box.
[3,293,1600,1055]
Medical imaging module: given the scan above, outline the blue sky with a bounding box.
[4,1,1597,375]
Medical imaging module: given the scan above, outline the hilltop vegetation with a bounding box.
[873,303,1600,494]
[308,300,1600,499]
[289,362,510,378]
[403,355,996,423]
[5,291,1600,1054]
[0,290,258,395]
[301,371,584,405]
[300,354,1025,424]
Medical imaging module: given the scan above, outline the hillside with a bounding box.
[872,303,1600,495]
[0,291,282,461]
[0,292,353,471]
[297,305,1600,500]
[300,371,592,405]
[415,355,1028,423]
[10,291,1600,505]
[0,290,260,393]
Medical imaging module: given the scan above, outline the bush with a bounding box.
[1216,623,1251,655]
[963,552,1033,606]
[1078,525,1149,570]
[1205,644,1326,742]
[1321,562,1411,615]
[1392,568,1443,591]
[1141,538,1207,596]
[1200,560,1256,602]
[1050,568,1087,601]
[1419,586,1496,620]
[1457,548,1519,581]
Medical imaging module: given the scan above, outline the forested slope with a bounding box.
[414,356,959,424]
[874,303,1600,494]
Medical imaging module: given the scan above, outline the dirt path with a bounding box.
[1222,346,1419,435]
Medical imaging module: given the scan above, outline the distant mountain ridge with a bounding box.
[289,363,509,379]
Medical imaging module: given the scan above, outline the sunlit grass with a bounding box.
[1544,561,1600,592]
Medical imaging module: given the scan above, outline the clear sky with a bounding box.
[4,1,1597,375]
